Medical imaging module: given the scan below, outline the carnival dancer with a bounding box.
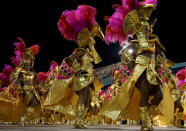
[9,37,40,126]
[100,0,174,130]
[43,5,104,128]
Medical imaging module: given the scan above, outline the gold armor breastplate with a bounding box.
[21,70,35,82]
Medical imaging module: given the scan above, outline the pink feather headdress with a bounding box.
[10,37,40,66]
[57,5,97,41]
[105,0,157,45]
[140,0,158,6]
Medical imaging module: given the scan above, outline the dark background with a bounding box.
[0,0,185,72]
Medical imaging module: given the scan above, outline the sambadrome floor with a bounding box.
[0,125,185,131]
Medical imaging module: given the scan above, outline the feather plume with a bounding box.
[105,5,129,45]
[37,72,48,82]
[0,64,15,86]
[140,0,157,6]
[30,45,40,56]
[58,5,97,41]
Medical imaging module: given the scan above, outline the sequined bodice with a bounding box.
[21,69,35,82]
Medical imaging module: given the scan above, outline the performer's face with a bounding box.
[24,63,31,71]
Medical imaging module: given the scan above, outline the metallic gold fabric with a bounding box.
[88,44,102,64]
[10,67,22,82]
[71,65,95,91]
[21,70,35,81]
[123,9,140,35]
[74,104,87,128]
[92,79,104,96]
[91,96,101,108]
[136,55,159,85]
[153,115,170,127]
[77,28,93,48]
[182,91,186,120]
[90,22,105,40]
[158,83,174,123]
[101,63,174,123]
[100,63,146,120]
[139,106,152,130]
[44,77,74,106]
[23,85,40,103]
[43,77,78,117]
[172,89,181,102]
[0,85,24,122]
[80,50,93,66]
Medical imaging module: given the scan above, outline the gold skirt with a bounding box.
[100,63,174,123]
[43,77,78,117]
[0,84,24,122]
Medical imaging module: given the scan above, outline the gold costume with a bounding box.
[0,41,42,125]
[43,20,104,129]
[0,83,24,123]
[0,67,40,123]
[43,53,103,117]
[100,4,174,130]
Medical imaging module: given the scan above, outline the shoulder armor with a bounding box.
[123,9,140,35]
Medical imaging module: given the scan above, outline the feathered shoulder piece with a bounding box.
[57,5,97,41]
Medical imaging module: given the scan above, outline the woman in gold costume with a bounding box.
[0,37,40,125]
[100,0,175,131]
[11,38,41,126]
[43,5,104,128]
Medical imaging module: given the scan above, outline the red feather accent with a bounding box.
[30,45,40,56]
[37,72,48,82]
[14,37,27,56]
[104,16,111,21]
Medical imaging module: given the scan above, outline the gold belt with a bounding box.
[135,55,155,65]
[23,85,35,90]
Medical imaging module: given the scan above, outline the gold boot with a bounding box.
[149,105,157,128]
[21,114,28,126]
[149,105,157,117]
[21,107,34,126]
[74,104,87,128]
[175,112,184,128]
[139,106,153,131]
